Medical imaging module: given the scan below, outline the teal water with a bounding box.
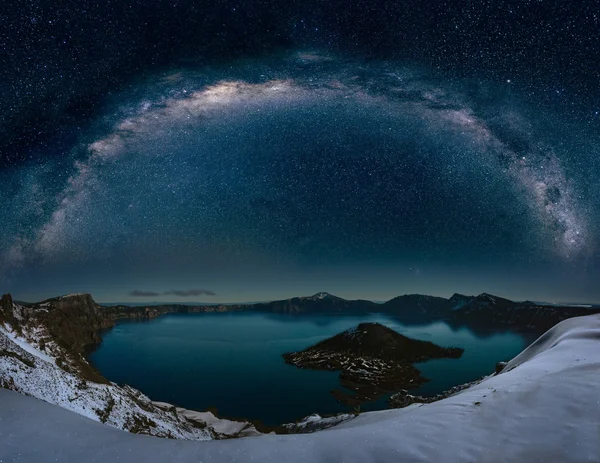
[89,312,526,426]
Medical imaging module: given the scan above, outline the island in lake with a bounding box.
[283,322,464,406]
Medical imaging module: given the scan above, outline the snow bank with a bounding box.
[1,314,599,462]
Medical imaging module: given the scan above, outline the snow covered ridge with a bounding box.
[301,292,340,301]
[1,314,599,462]
[0,294,260,440]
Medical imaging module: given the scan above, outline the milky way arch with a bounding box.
[1,52,596,300]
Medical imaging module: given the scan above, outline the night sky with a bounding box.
[2,1,600,303]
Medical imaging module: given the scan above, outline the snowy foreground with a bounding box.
[2,314,600,462]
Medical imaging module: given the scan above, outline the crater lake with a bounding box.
[89,312,526,426]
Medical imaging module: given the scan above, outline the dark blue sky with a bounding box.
[2,2,600,303]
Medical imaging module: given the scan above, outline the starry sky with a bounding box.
[2,1,600,304]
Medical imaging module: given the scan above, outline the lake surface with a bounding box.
[89,312,526,426]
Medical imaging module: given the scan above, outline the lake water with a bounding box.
[89,312,526,426]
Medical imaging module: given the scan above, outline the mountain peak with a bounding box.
[449,293,474,310]
[450,293,471,301]
[476,293,515,305]
[308,292,339,300]
[1,293,13,308]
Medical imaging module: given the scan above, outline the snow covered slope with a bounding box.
[2,314,599,462]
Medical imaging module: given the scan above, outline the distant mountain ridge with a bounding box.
[4,291,600,343]
[249,292,380,314]
[237,292,600,335]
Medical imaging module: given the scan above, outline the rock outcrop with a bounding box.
[388,377,482,409]
[279,412,356,434]
[0,294,15,325]
[1,293,13,314]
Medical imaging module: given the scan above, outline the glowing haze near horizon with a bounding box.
[2,51,600,304]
